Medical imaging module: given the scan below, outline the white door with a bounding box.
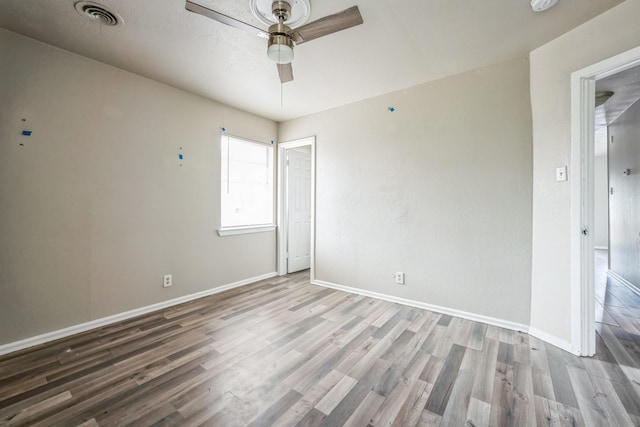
[287,147,311,273]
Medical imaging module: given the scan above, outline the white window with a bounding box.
[220,135,274,232]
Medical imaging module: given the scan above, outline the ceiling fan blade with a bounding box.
[278,63,294,83]
[185,1,269,39]
[291,6,363,44]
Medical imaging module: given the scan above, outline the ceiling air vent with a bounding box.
[74,1,122,26]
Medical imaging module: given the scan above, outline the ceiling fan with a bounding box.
[185,0,363,83]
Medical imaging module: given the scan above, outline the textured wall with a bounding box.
[280,57,533,325]
[0,30,277,345]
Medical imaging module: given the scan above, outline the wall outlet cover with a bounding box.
[163,274,172,288]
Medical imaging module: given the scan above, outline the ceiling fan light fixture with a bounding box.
[531,0,558,12]
[267,39,294,64]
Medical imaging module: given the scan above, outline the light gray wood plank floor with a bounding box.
[1,265,639,426]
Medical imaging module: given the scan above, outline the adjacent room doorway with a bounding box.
[571,45,640,356]
[277,137,316,277]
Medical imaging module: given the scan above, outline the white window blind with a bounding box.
[220,135,274,229]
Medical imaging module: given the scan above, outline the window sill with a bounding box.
[217,225,276,237]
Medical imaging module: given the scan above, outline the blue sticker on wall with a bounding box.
[22,130,32,136]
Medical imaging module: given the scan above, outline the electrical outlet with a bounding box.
[163,274,172,288]
[395,272,405,285]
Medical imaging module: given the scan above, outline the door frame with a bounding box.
[570,45,640,356]
[277,136,316,279]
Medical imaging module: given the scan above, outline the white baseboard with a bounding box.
[312,279,584,355]
[0,272,278,357]
[528,327,580,356]
[311,279,529,334]
[608,270,640,297]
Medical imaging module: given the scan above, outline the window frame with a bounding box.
[217,134,276,237]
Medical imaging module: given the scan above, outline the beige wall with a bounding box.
[280,57,533,325]
[529,0,640,344]
[0,29,277,345]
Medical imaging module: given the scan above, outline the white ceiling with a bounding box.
[596,63,640,128]
[594,63,640,156]
[0,0,624,122]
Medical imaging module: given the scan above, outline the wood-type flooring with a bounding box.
[1,267,640,426]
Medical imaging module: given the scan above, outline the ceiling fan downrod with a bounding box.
[271,1,291,22]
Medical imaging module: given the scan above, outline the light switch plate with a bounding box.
[556,166,568,182]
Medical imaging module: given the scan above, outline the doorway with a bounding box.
[571,45,640,356]
[277,137,315,277]
[593,65,640,325]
